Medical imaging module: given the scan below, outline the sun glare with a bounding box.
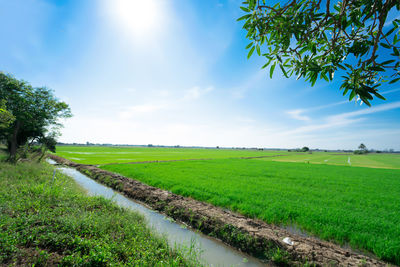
[104,0,166,40]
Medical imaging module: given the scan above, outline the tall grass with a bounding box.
[0,160,201,266]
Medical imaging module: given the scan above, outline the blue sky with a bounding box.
[1,0,400,150]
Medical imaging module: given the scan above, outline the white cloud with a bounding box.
[286,109,310,121]
[286,100,348,121]
[282,117,365,135]
[283,101,400,135]
[382,87,400,95]
[183,86,214,100]
[330,101,400,121]
[117,85,215,119]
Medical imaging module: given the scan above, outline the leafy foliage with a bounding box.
[0,72,71,161]
[358,143,367,150]
[238,0,400,105]
[354,143,368,154]
[0,100,15,129]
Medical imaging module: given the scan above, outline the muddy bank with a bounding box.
[48,154,389,266]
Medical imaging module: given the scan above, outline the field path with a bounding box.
[49,154,389,266]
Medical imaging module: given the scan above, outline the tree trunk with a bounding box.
[37,146,46,163]
[8,121,20,162]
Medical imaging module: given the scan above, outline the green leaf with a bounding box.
[279,64,288,78]
[270,62,276,78]
[247,46,255,59]
[349,89,356,100]
[240,6,250,12]
[237,14,251,21]
[311,74,317,86]
[334,4,340,12]
[360,96,371,106]
[381,60,395,65]
[370,66,385,71]
[393,47,400,56]
[321,72,329,82]
[246,42,253,49]
[394,34,399,45]
[389,77,400,84]
[256,45,261,56]
[299,47,308,55]
[311,44,317,54]
[385,27,396,37]
[373,92,386,100]
[342,87,350,96]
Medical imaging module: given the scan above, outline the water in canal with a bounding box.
[48,159,267,267]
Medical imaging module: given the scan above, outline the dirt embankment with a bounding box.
[49,154,390,266]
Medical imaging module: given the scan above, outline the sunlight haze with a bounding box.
[1,0,399,150]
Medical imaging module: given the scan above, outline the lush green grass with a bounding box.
[258,152,400,169]
[0,146,7,161]
[56,146,400,169]
[102,159,400,264]
[0,161,200,266]
[55,145,288,165]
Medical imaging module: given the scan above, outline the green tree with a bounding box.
[358,143,367,151]
[354,143,368,154]
[0,72,72,162]
[238,0,400,106]
[36,134,58,162]
[0,100,15,129]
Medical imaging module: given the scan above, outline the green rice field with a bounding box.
[55,146,289,164]
[56,146,400,264]
[55,146,400,169]
[259,151,400,169]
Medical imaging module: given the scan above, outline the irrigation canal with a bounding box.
[47,159,268,267]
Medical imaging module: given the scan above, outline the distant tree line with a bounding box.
[288,146,310,152]
[0,72,71,162]
[354,143,369,154]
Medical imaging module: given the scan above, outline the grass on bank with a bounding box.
[102,158,400,264]
[0,160,201,266]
